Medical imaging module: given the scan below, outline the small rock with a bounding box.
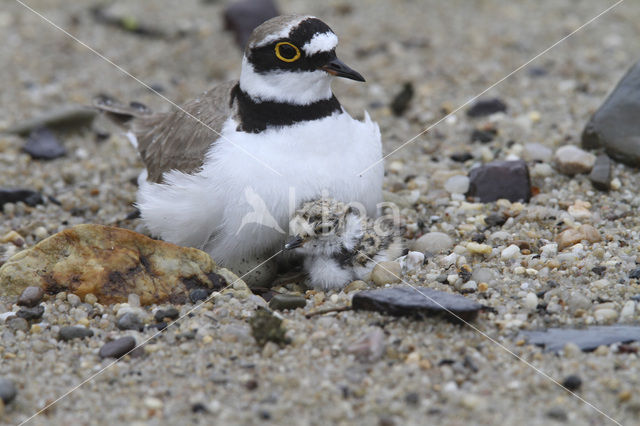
[352,286,484,322]
[567,293,591,314]
[1,231,25,247]
[562,375,582,391]
[6,317,29,332]
[594,308,618,323]
[0,378,17,404]
[588,155,612,191]
[99,336,137,358]
[117,312,144,331]
[567,200,592,220]
[524,292,538,310]
[268,294,307,311]
[450,152,473,163]
[484,213,507,227]
[16,305,44,320]
[17,286,44,307]
[345,328,385,362]
[522,325,640,352]
[553,145,596,175]
[466,98,507,117]
[628,268,640,279]
[467,160,531,203]
[390,82,414,116]
[223,0,279,49]
[501,244,520,259]
[582,60,640,167]
[396,251,424,272]
[556,225,601,250]
[371,261,402,286]
[411,232,453,254]
[67,293,81,307]
[470,128,496,143]
[154,307,179,322]
[522,143,552,162]
[344,280,368,293]
[189,288,210,303]
[58,326,94,341]
[127,293,141,308]
[466,242,492,255]
[546,407,568,422]
[249,308,289,347]
[444,175,470,194]
[0,188,44,208]
[22,127,66,160]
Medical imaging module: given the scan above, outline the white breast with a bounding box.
[137,111,383,268]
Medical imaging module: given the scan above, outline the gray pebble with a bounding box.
[117,312,144,331]
[16,305,45,320]
[6,317,29,332]
[154,307,179,322]
[588,154,612,191]
[99,336,136,358]
[58,326,94,341]
[0,378,17,404]
[17,286,45,307]
[268,294,307,311]
[189,289,210,303]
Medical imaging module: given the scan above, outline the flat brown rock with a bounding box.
[0,224,237,305]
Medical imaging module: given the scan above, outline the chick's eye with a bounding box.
[275,42,301,62]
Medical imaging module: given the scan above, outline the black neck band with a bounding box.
[231,84,342,133]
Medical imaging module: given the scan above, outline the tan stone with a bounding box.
[556,224,601,250]
[0,224,241,305]
[371,261,402,286]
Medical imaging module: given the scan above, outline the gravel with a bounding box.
[2,1,640,425]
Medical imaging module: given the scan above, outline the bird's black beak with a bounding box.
[321,58,365,82]
[284,236,305,250]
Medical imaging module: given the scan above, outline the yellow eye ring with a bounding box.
[275,42,301,62]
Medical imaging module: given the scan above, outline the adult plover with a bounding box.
[285,198,404,290]
[96,15,384,286]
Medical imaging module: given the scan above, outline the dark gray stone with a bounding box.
[99,336,136,358]
[189,288,210,303]
[588,154,612,191]
[466,98,507,117]
[117,312,144,331]
[268,294,307,311]
[17,286,45,307]
[351,287,484,322]
[0,188,44,208]
[223,0,279,49]
[561,374,582,391]
[0,378,17,404]
[390,82,414,116]
[22,127,66,160]
[467,160,531,203]
[582,60,640,166]
[58,326,94,341]
[16,305,44,320]
[546,407,568,422]
[629,268,640,279]
[154,307,179,322]
[6,317,29,332]
[521,325,640,353]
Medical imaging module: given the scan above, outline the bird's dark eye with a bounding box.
[275,42,301,62]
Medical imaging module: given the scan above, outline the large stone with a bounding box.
[351,287,484,322]
[0,224,236,305]
[0,188,44,208]
[467,160,531,203]
[522,325,640,353]
[22,127,66,160]
[582,60,640,167]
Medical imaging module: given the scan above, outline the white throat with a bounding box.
[239,57,334,105]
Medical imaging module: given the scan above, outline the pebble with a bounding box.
[546,407,568,422]
[629,268,640,279]
[588,154,612,191]
[553,145,596,175]
[268,294,307,311]
[466,98,507,117]
[501,245,520,259]
[567,200,591,220]
[189,288,210,303]
[22,127,66,160]
[594,308,618,323]
[411,232,453,254]
[154,307,180,322]
[0,188,44,208]
[371,261,402,285]
[444,175,470,194]
[58,326,94,341]
[562,375,582,391]
[344,280,368,293]
[523,325,640,352]
[556,225,601,250]
[582,59,640,166]
[99,336,137,358]
[467,160,532,203]
[345,328,386,362]
[1,230,25,246]
[6,317,29,332]
[127,293,141,308]
[17,286,44,307]
[524,292,538,310]
[522,143,552,162]
[67,293,81,307]
[390,82,414,116]
[223,0,279,48]
[84,293,98,304]
[0,378,17,404]
[620,301,636,321]
[117,312,144,331]
[16,305,45,320]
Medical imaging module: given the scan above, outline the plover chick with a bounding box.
[285,198,404,290]
[95,15,384,286]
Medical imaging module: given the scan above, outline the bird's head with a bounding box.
[285,198,364,257]
[240,15,364,105]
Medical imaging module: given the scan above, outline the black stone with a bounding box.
[484,213,507,228]
[0,378,17,404]
[58,326,94,341]
[582,60,640,167]
[16,305,44,320]
[450,152,473,162]
[351,287,484,323]
[189,288,211,303]
[99,336,136,358]
[561,374,582,391]
[191,402,209,413]
[390,82,414,116]
[521,325,640,353]
[117,313,144,331]
[467,160,531,203]
[470,129,495,143]
[223,0,279,49]
[466,98,507,117]
[22,127,66,160]
[17,286,45,307]
[154,307,180,322]
[629,268,640,279]
[0,188,45,208]
[588,154,612,191]
[546,407,568,422]
[268,294,307,311]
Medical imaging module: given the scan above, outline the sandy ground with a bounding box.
[2,0,640,425]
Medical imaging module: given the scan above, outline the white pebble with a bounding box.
[501,244,520,259]
[524,292,538,309]
[444,175,470,194]
[619,301,636,321]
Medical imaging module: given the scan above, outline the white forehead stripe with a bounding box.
[302,32,338,55]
